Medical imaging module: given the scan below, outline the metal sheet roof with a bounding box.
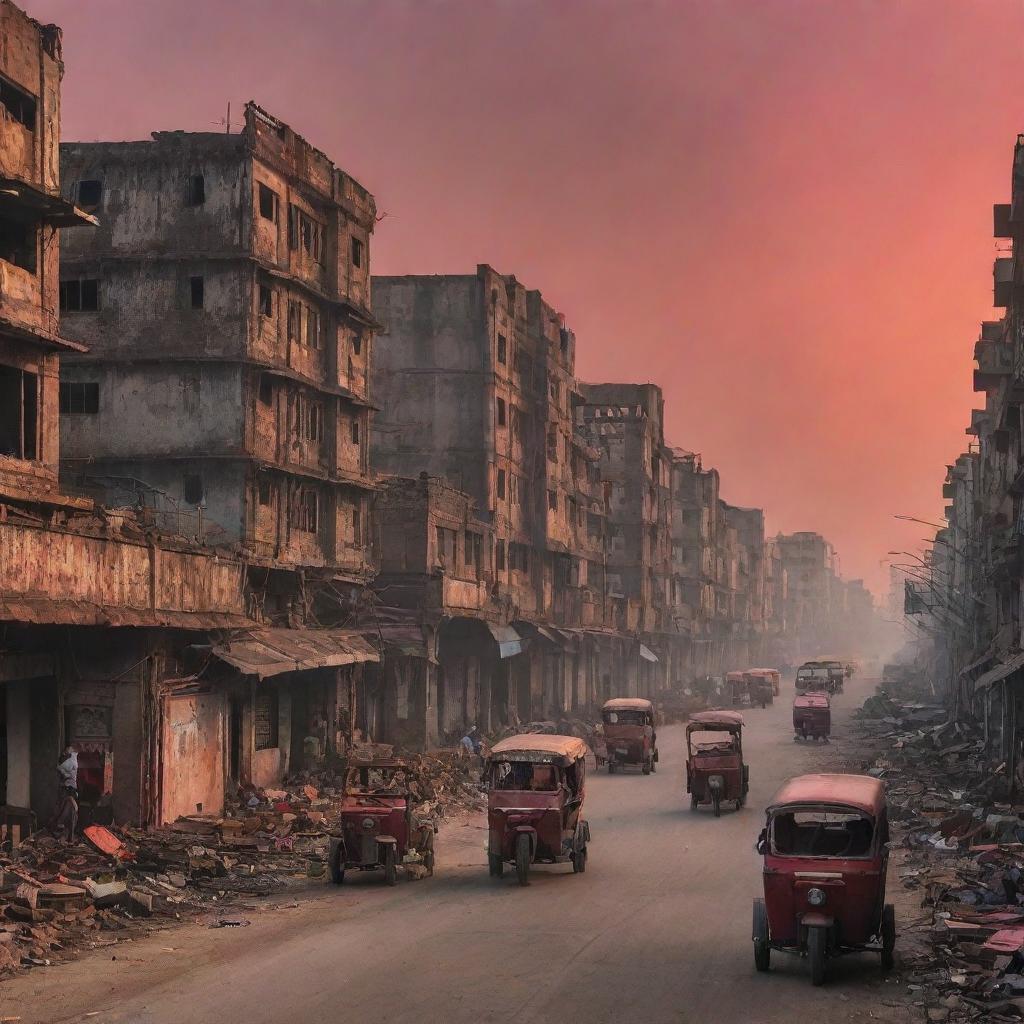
[973,651,1024,693]
[767,773,885,817]
[0,597,252,630]
[488,733,589,763]
[687,710,744,729]
[213,627,380,679]
[639,643,659,663]
[486,623,523,659]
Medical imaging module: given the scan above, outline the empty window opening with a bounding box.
[497,397,506,426]
[292,488,319,533]
[59,381,99,414]
[352,506,362,545]
[254,688,279,750]
[289,205,322,260]
[497,334,506,364]
[183,474,204,506]
[495,539,506,571]
[548,489,558,511]
[351,236,363,268]
[0,215,36,273]
[258,183,278,222]
[465,531,481,573]
[496,468,506,500]
[76,180,102,213]
[0,74,36,130]
[257,477,272,506]
[190,276,204,309]
[306,308,321,349]
[258,375,273,406]
[352,331,362,356]
[559,327,570,355]
[287,300,300,342]
[302,400,323,442]
[258,283,273,317]
[0,366,38,460]
[186,174,205,206]
[351,418,360,445]
[59,278,99,312]
[435,526,457,568]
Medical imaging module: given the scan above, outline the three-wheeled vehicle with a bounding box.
[795,662,830,694]
[602,697,658,774]
[753,773,895,985]
[793,691,831,742]
[813,657,845,695]
[727,671,749,707]
[745,670,775,708]
[751,668,781,696]
[685,710,748,816]
[486,734,591,886]
[329,757,435,886]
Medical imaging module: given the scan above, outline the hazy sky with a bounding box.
[35,0,1024,593]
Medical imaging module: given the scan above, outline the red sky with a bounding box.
[34,0,1024,594]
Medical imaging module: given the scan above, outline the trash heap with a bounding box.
[856,689,1024,1021]
[0,750,485,975]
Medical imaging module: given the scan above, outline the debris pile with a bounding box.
[855,687,1024,1021]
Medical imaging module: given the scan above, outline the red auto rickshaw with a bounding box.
[745,670,774,708]
[602,697,658,775]
[685,710,748,816]
[793,691,831,742]
[755,668,781,696]
[753,774,895,985]
[329,757,435,886]
[486,734,591,886]
[726,671,749,706]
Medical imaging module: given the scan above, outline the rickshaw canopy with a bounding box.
[726,671,746,682]
[687,709,744,730]
[488,733,589,766]
[793,692,830,710]
[767,773,885,818]
[602,697,654,712]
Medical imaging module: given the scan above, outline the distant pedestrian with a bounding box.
[53,745,79,841]
[460,726,482,757]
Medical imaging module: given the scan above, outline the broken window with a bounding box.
[352,505,362,546]
[0,214,36,273]
[289,205,322,260]
[559,327,570,355]
[548,489,558,511]
[59,279,99,312]
[59,381,99,414]
[287,300,300,342]
[254,688,279,750]
[258,374,273,406]
[258,182,278,222]
[183,474,204,506]
[302,400,323,442]
[186,174,205,206]
[292,487,319,534]
[258,283,273,317]
[351,417,360,445]
[0,365,38,460]
[306,307,321,349]
[0,74,36,130]
[190,276,204,309]
[497,334,506,364]
[495,539,506,571]
[435,526,457,568]
[352,236,363,268]
[257,477,272,506]
[352,331,362,356]
[509,542,529,574]
[496,468,506,500]
[76,180,102,213]
[464,531,481,574]
[497,397,506,426]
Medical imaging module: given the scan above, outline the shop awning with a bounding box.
[213,627,379,679]
[486,623,523,659]
[974,651,1024,693]
[639,643,659,664]
[364,625,434,662]
[0,177,98,227]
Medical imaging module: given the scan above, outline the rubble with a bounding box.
[854,681,1024,1022]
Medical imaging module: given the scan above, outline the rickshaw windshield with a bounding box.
[603,710,647,726]
[490,760,561,792]
[346,766,406,794]
[771,809,875,858]
[798,668,830,681]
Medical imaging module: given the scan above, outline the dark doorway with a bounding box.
[229,695,242,782]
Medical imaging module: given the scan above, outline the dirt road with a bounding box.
[4,674,913,1024]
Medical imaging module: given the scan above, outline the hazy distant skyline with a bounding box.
[34,0,1024,593]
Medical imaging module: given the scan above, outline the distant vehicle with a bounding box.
[485,734,591,886]
[745,670,775,708]
[811,656,846,694]
[753,773,895,985]
[685,710,748,816]
[329,757,435,886]
[750,667,781,696]
[727,671,749,706]
[601,697,658,775]
[793,691,831,742]
[795,663,830,693]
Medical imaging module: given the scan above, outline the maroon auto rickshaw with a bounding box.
[329,757,435,886]
[745,670,774,708]
[685,710,748,816]
[486,734,591,886]
[602,697,658,774]
[727,671,749,707]
[753,774,895,985]
[793,691,831,742]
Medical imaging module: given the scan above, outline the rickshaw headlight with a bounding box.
[361,817,376,831]
[806,887,827,907]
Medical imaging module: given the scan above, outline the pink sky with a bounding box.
[34,0,1024,594]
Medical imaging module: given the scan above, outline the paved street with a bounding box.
[5,674,910,1024]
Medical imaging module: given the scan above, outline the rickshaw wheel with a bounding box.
[881,904,896,970]
[572,844,587,873]
[690,792,698,811]
[329,842,345,885]
[752,899,770,972]
[607,762,616,775]
[383,844,398,887]
[515,833,530,887]
[642,761,651,775]
[808,926,827,986]
[712,793,721,818]
[488,853,504,878]
[651,757,657,774]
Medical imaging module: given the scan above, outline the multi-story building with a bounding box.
[58,103,378,602]
[722,503,766,667]
[775,531,837,658]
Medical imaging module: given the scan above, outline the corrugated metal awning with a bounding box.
[363,625,435,662]
[0,597,252,630]
[639,643,659,664]
[213,627,380,679]
[974,651,1024,693]
[486,623,523,659]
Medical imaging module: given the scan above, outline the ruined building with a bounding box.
[58,103,378,600]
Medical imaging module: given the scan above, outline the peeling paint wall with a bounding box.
[161,691,225,823]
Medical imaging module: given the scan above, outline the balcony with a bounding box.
[974,337,1013,391]
[994,258,1014,308]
